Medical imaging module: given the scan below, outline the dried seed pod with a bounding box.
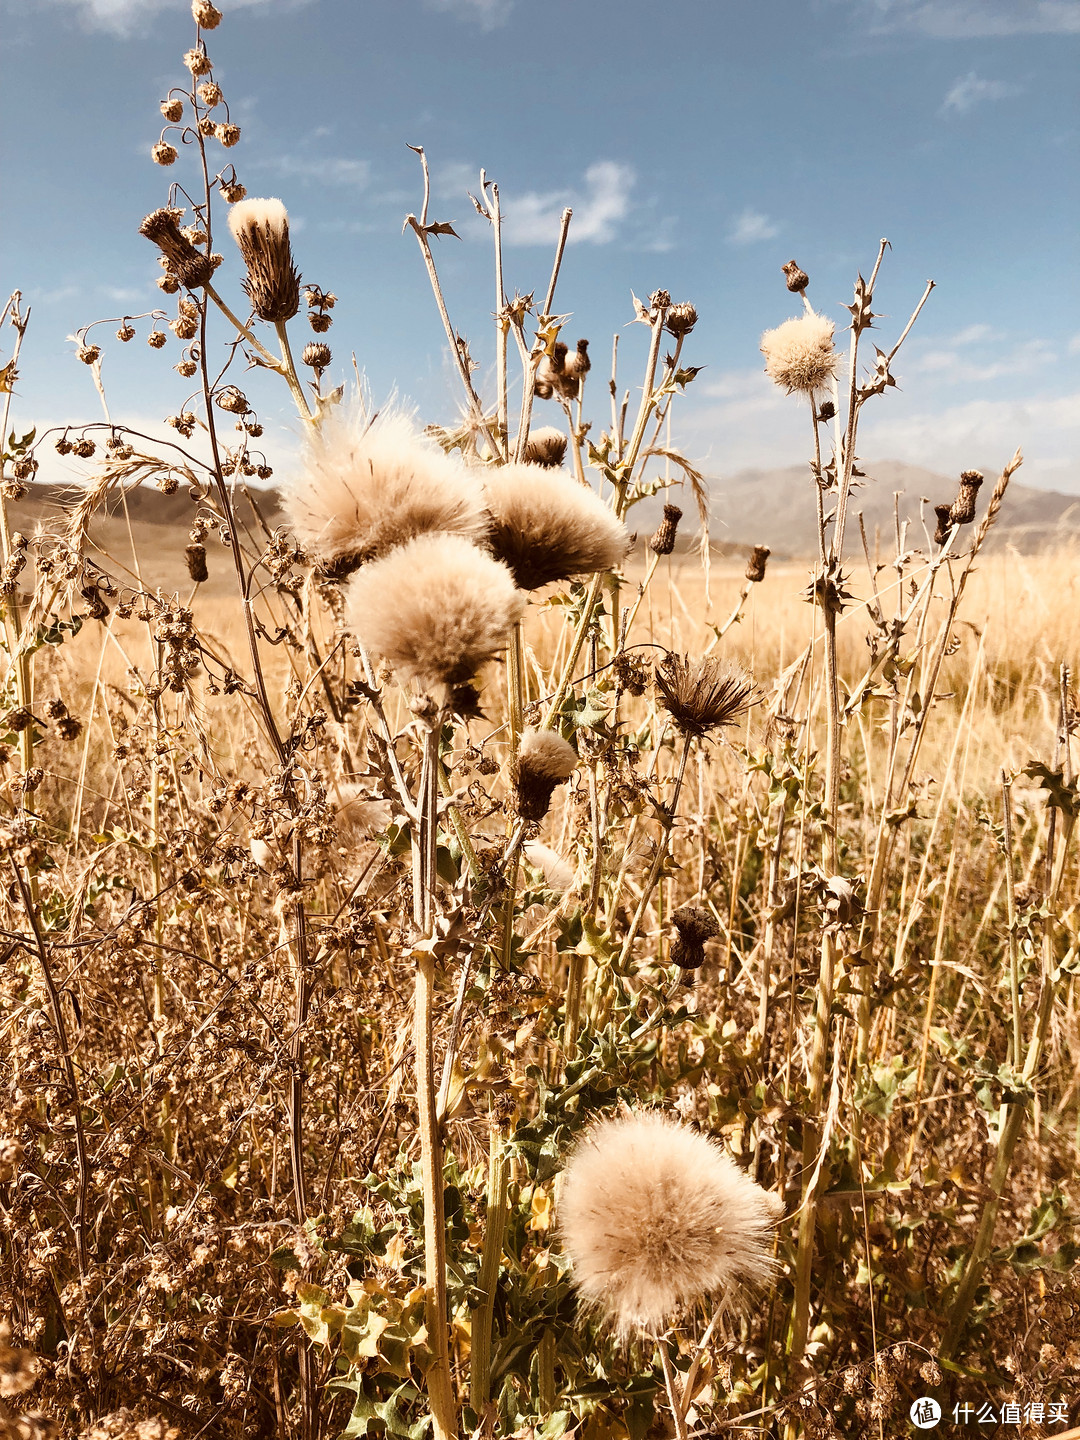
[220,180,247,203]
[183,47,213,76]
[670,903,721,969]
[193,0,223,26]
[745,544,770,582]
[216,123,241,147]
[74,438,97,457]
[949,469,984,525]
[147,330,167,349]
[185,543,209,582]
[198,81,223,107]
[215,386,248,414]
[665,302,698,337]
[309,311,332,333]
[116,324,136,342]
[816,399,836,422]
[152,142,178,166]
[161,97,184,122]
[782,259,809,293]
[933,504,954,546]
[512,729,578,823]
[649,503,683,557]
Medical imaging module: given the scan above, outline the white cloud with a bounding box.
[256,155,370,188]
[942,72,1022,113]
[37,0,314,34]
[501,162,636,247]
[858,0,1080,36]
[728,208,779,246]
[423,0,513,28]
[907,337,1055,383]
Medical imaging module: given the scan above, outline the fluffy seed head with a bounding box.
[522,427,567,469]
[286,406,488,579]
[655,654,756,738]
[227,197,300,322]
[483,465,629,590]
[760,313,838,395]
[558,1110,784,1337]
[523,840,576,894]
[344,534,523,696]
[512,729,578,823]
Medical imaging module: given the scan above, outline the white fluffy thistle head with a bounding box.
[343,533,523,696]
[558,1110,783,1338]
[760,313,839,395]
[523,840,576,894]
[286,406,487,578]
[482,465,630,590]
[512,729,579,823]
[226,197,300,322]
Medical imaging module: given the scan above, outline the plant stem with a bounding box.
[470,1121,509,1410]
[656,1334,689,1440]
[616,733,692,970]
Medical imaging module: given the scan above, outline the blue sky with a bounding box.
[2,0,1077,490]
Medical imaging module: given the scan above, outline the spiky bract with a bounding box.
[286,407,488,578]
[558,1110,783,1337]
[760,312,838,395]
[482,465,629,591]
[655,655,755,738]
[343,534,523,695]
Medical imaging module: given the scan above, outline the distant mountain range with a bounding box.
[9,461,1080,569]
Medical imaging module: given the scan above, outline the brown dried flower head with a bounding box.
[301,341,331,370]
[558,1110,784,1338]
[220,179,247,203]
[670,903,721,969]
[227,197,300,322]
[665,302,698,337]
[287,405,487,579]
[214,386,248,414]
[482,464,630,590]
[183,46,213,76]
[782,259,809,293]
[760,313,838,395]
[185,543,208,582]
[151,142,178,166]
[512,729,578,822]
[344,533,523,696]
[522,426,567,468]
[655,654,756,738]
[216,123,241,148]
[933,503,954,546]
[649,503,682,557]
[116,324,136,342]
[147,330,167,349]
[160,98,183,122]
[745,544,770,582]
[198,81,223,106]
[192,0,223,29]
[949,469,984,525]
[139,206,213,290]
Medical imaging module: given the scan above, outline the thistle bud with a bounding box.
[782,260,809,293]
[817,399,835,422]
[512,730,578,823]
[160,98,183,122]
[933,504,954,546]
[192,0,223,28]
[7,707,34,733]
[139,206,214,290]
[670,903,721,970]
[185,543,209,582]
[152,142,178,166]
[301,342,331,370]
[745,544,770,583]
[227,198,301,323]
[522,426,567,468]
[216,123,241,148]
[665,302,698,338]
[649,503,683,556]
[949,470,984,526]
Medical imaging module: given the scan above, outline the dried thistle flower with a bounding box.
[74,437,96,457]
[482,464,629,590]
[665,302,698,337]
[745,544,770,582]
[148,330,167,348]
[344,533,523,695]
[198,81,223,106]
[782,259,809,293]
[512,729,578,822]
[185,543,208,582]
[933,503,954,546]
[216,123,241,147]
[558,1110,783,1338]
[116,324,136,342]
[670,903,720,969]
[77,344,101,365]
[220,179,247,203]
[151,142,178,166]
[287,405,487,579]
[649,503,682,556]
[183,47,213,76]
[160,98,183,122]
[170,316,198,341]
[227,197,300,322]
[139,206,213,290]
[214,386,248,414]
[655,654,756,738]
[309,312,332,334]
[192,0,223,29]
[950,469,984,525]
[522,426,567,468]
[301,341,331,370]
[760,313,838,395]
